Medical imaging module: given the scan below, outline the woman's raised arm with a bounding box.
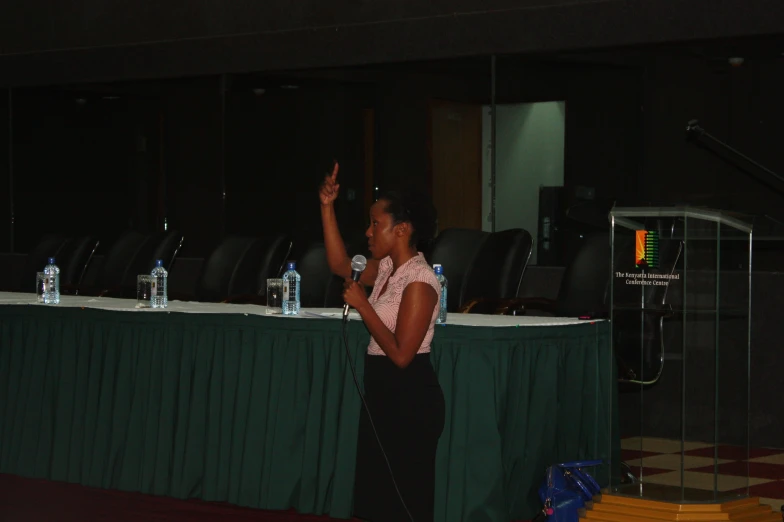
[319,162,378,285]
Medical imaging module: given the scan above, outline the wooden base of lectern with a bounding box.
[583,494,781,521]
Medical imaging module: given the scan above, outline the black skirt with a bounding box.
[353,353,445,522]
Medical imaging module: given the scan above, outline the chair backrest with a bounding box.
[151,230,185,273]
[254,233,293,291]
[196,236,265,302]
[554,232,611,317]
[121,230,185,290]
[429,228,489,312]
[98,231,153,291]
[289,240,345,308]
[462,228,533,303]
[60,236,100,287]
[18,234,70,291]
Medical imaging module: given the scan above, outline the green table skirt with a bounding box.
[0,306,614,521]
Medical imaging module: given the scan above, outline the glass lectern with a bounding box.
[608,207,752,503]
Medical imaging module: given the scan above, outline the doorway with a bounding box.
[482,101,566,264]
[428,99,483,231]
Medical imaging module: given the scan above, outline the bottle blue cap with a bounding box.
[433,264,443,275]
[48,257,55,264]
[156,259,163,267]
[287,261,296,270]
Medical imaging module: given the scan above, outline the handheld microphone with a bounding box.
[343,254,367,322]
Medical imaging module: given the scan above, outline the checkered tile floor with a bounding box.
[622,437,784,513]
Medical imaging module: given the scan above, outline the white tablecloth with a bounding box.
[0,292,598,328]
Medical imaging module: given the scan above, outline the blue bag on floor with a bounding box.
[535,460,602,522]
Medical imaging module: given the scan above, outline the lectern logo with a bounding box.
[635,230,659,269]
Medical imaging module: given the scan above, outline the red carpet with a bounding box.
[0,474,362,522]
[0,474,535,521]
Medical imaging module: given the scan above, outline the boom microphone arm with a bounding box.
[686,119,784,198]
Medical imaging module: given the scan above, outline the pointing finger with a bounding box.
[331,161,339,181]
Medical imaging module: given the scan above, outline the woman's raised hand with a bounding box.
[319,162,340,206]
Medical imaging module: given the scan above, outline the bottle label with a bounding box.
[283,282,290,302]
[151,281,157,295]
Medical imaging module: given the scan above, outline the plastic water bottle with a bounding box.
[433,264,447,324]
[151,259,168,309]
[282,261,301,315]
[43,257,60,305]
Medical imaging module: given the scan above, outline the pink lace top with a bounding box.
[366,253,441,356]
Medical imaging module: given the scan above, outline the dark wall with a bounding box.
[3,51,784,260]
[374,83,429,195]
[496,53,784,235]
[224,80,370,246]
[0,89,9,252]
[642,55,784,218]
[0,76,371,258]
[162,77,224,257]
[2,0,783,86]
[565,67,643,206]
[1,0,617,54]
[9,88,160,254]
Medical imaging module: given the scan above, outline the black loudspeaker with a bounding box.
[537,186,564,266]
[538,185,605,266]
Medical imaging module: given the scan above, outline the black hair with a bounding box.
[378,189,438,250]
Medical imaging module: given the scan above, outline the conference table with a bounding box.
[0,292,615,521]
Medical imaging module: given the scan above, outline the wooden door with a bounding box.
[428,99,483,231]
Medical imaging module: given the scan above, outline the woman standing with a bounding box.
[319,163,445,522]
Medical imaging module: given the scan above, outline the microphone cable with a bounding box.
[341,320,415,522]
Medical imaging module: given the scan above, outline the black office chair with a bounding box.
[100,230,186,298]
[223,234,293,305]
[16,234,70,292]
[41,236,101,295]
[256,234,294,283]
[60,236,100,289]
[289,240,346,308]
[550,231,612,317]
[148,230,186,273]
[459,232,611,317]
[194,236,268,303]
[459,228,534,313]
[73,231,152,297]
[429,228,489,312]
